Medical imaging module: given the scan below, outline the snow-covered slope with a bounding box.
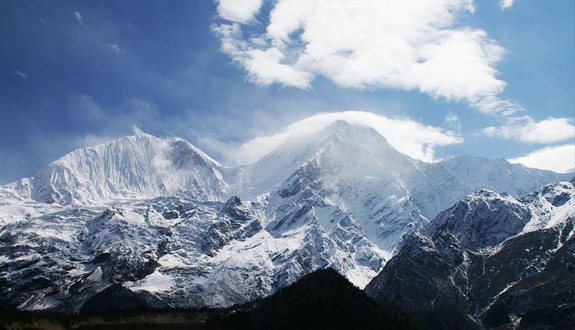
[0,122,570,312]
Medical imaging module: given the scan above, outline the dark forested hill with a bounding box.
[208,268,417,330]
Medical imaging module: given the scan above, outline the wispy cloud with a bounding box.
[509,144,575,173]
[483,117,575,144]
[13,70,27,79]
[73,11,89,30]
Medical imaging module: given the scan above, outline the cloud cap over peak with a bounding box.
[214,111,463,165]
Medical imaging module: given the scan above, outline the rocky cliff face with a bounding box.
[365,179,575,329]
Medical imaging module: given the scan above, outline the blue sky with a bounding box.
[0,0,573,184]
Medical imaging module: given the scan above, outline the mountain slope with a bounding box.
[365,178,575,329]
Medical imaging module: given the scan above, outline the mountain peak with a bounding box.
[427,188,530,250]
[318,120,388,143]
[21,132,229,205]
[238,118,404,199]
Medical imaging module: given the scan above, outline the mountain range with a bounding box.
[0,120,571,323]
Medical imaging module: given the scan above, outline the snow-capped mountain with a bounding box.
[0,121,569,312]
[365,178,575,329]
[1,132,228,206]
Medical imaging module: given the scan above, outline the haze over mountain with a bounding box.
[0,120,569,313]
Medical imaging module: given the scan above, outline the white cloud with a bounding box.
[214,0,519,115]
[474,95,523,116]
[509,144,575,173]
[217,0,263,23]
[213,23,313,88]
[244,48,313,88]
[500,0,515,10]
[224,111,462,164]
[483,117,575,143]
